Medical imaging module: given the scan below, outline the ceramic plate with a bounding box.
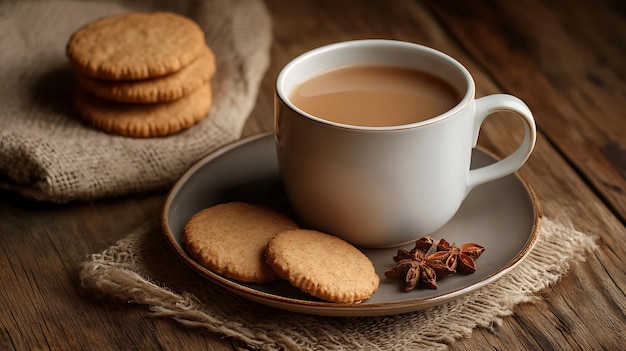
[162,133,541,317]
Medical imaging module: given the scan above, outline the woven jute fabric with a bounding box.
[80,217,597,350]
[0,0,271,203]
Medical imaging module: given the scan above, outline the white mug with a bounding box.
[275,40,536,248]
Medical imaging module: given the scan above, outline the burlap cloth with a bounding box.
[0,0,271,203]
[80,216,596,350]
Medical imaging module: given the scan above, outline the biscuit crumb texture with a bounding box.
[184,202,299,284]
[75,47,216,104]
[67,12,206,80]
[266,229,380,303]
[74,83,212,138]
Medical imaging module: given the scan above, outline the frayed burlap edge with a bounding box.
[79,217,597,350]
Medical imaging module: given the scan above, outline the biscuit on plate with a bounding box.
[73,83,212,138]
[66,12,206,80]
[184,202,299,284]
[74,47,216,104]
[265,229,380,303]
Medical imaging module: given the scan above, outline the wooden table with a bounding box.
[1,0,624,349]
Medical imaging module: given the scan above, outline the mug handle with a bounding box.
[466,94,537,193]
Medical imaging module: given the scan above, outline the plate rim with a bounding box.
[161,132,542,316]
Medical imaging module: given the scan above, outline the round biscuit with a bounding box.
[265,229,380,303]
[74,83,212,138]
[67,12,206,80]
[75,47,216,103]
[184,202,299,284]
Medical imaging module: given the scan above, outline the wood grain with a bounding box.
[2,0,625,350]
[423,0,626,223]
[0,195,234,350]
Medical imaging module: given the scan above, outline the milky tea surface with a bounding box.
[290,65,460,127]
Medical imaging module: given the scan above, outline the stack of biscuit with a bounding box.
[66,12,216,138]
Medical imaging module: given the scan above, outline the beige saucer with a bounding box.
[162,133,541,316]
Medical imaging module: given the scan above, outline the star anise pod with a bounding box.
[436,239,486,274]
[414,235,435,252]
[385,236,440,290]
[385,235,486,291]
[385,247,430,291]
[425,250,456,277]
[420,265,438,289]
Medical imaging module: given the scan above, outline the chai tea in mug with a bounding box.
[276,40,536,247]
[289,65,461,127]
